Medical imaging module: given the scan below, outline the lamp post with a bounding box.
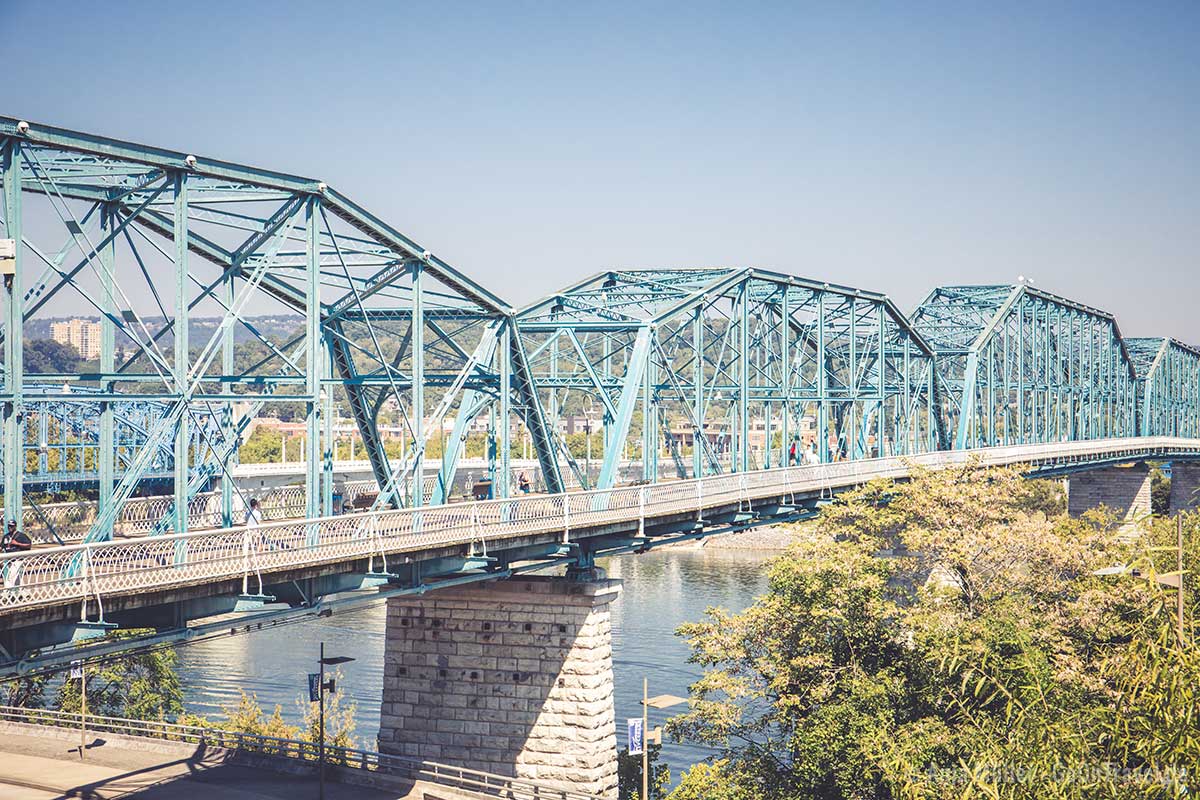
[638,681,689,800]
[315,642,355,800]
[1093,515,1187,642]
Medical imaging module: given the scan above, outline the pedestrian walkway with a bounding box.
[0,728,473,799]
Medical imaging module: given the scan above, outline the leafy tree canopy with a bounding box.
[667,463,1198,799]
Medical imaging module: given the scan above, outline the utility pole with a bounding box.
[80,661,87,760]
[315,642,355,800]
[642,678,648,800]
[1177,515,1186,643]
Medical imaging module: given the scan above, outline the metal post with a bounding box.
[642,676,649,800]
[221,265,235,527]
[322,380,334,515]
[305,198,321,520]
[498,325,511,498]
[319,641,326,800]
[411,262,424,507]
[98,205,116,538]
[693,308,703,479]
[172,171,189,533]
[817,292,828,463]
[79,661,87,760]
[738,283,749,473]
[2,139,24,530]
[1178,515,1186,643]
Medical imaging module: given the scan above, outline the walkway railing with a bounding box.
[3,437,1198,615]
[0,704,602,800]
[24,480,381,544]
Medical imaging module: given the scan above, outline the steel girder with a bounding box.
[1127,337,1200,438]
[912,285,1139,449]
[0,116,553,541]
[516,268,945,489]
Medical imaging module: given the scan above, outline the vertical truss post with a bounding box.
[305,196,322,522]
[642,328,657,482]
[692,307,703,479]
[220,267,235,527]
[172,171,189,533]
[322,366,334,515]
[497,325,511,498]
[411,262,424,507]
[97,204,116,538]
[877,309,886,456]
[1,139,23,528]
[738,282,749,472]
[817,292,828,463]
[781,288,790,465]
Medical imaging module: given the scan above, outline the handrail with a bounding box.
[2,437,1198,615]
[0,704,604,800]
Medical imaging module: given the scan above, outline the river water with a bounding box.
[175,546,775,786]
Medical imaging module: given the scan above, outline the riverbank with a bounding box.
[689,524,800,551]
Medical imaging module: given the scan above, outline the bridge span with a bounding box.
[7,116,1200,798]
[3,435,1196,664]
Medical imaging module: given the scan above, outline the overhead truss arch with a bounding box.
[912,284,1138,449]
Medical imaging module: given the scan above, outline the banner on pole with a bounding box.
[308,673,321,703]
[627,718,644,755]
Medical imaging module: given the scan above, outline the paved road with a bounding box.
[0,730,417,799]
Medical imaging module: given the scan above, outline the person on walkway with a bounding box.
[1,520,31,553]
[518,472,531,494]
[244,498,263,528]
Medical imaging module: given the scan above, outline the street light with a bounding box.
[635,678,688,800]
[1093,515,1187,642]
[314,642,355,800]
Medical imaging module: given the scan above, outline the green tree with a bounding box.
[56,633,183,721]
[24,338,82,373]
[666,463,1199,800]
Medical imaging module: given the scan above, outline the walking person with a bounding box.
[244,498,263,528]
[2,520,31,552]
[1,520,31,590]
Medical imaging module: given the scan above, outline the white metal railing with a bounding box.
[22,481,381,544]
[2,437,1198,615]
[0,704,602,800]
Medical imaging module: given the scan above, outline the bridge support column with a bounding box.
[379,576,621,798]
[1169,462,1200,513]
[1067,463,1152,524]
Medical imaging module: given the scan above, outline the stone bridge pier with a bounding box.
[1169,461,1200,513]
[378,576,621,799]
[1066,462,1152,524]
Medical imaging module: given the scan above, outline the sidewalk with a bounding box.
[0,730,409,799]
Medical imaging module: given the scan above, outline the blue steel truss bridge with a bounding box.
[1,117,1199,674]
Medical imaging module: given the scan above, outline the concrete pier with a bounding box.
[1067,462,1153,523]
[378,577,622,799]
[1169,462,1200,513]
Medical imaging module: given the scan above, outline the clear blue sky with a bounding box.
[5,0,1199,339]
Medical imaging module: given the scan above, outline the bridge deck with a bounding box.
[2,437,1196,627]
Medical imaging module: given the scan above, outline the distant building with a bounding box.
[50,318,102,360]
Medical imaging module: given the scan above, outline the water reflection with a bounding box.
[176,545,774,784]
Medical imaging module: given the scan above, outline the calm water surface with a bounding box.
[176,546,774,785]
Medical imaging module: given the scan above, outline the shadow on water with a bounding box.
[175,546,776,787]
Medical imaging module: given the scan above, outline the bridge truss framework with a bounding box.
[0,117,1195,544]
